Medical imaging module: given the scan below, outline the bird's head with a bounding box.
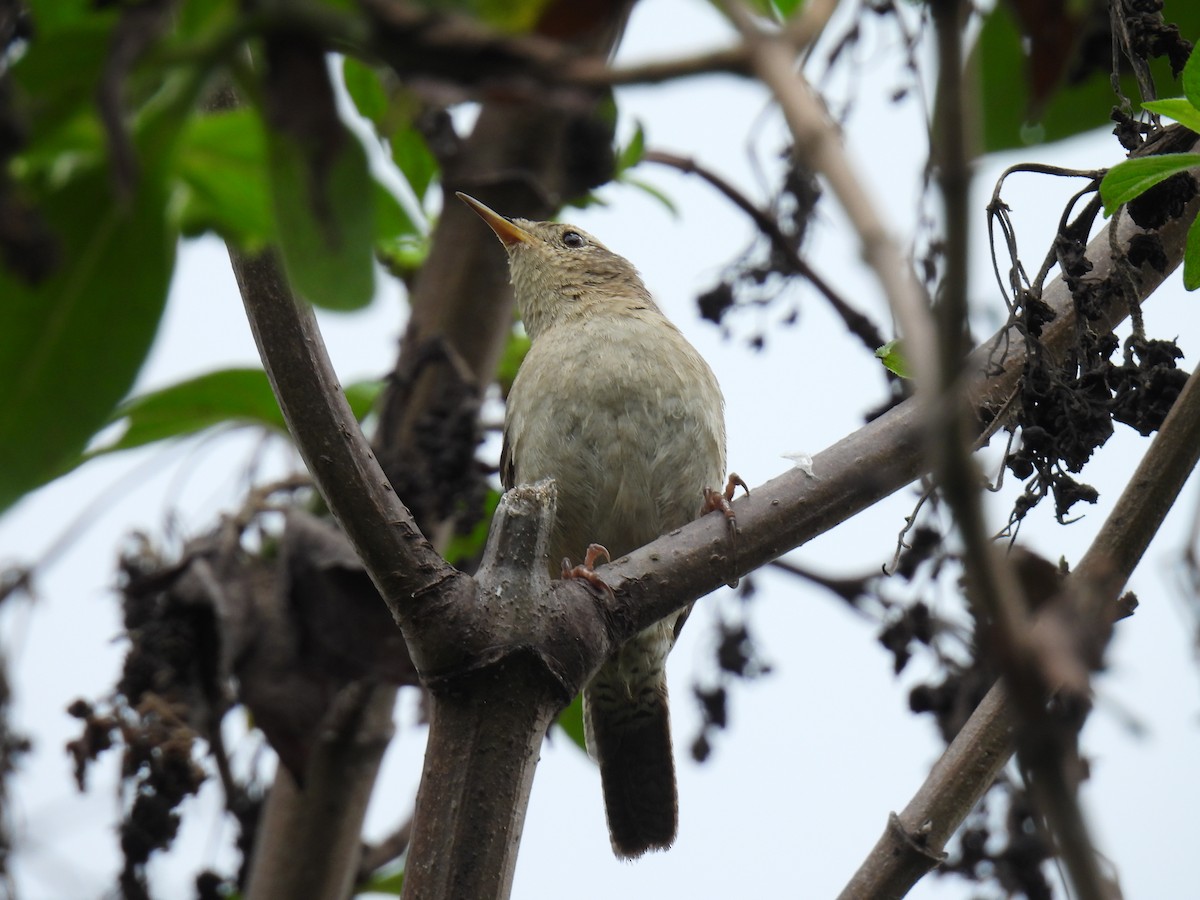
[457,192,654,339]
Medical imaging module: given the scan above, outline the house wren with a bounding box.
[459,192,728,859]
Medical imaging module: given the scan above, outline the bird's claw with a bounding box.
[702,473,748,522]
[703,474,747,589]
[562,543,614,598]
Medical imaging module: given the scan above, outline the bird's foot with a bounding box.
[562,543,614,597]
[702,473,749,521]
[703,474,748,588]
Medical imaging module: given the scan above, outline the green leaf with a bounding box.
[875,340,911,379]
[443,489,501,567]
[390,127,438,204]
[374,182,417,244]
[87,370,384,459]
[975,0,1200,151]
[623,177,679,217]
[357,867,404,896]
[1099,153,1200,215]
[344,379,384,420]
[616,122,645,175]
[0,166,175,512]
[10,18,113,150]
[555,692,587,753]
[376,233,429,279]
[89,369,287,456]
[23,0,100,35]
[1184,37,1200,110]
[1185,212,1200,291]
[172,0,237,42]
[268,126,377,311]
[496,331,531,396]
[175,108,274,247]
[1142,97,1200,134]
[467,0,551,32]
[342,57,389,125]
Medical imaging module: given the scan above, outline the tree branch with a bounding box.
[242,682,395,900]
[643,148,887,352]
[840,344,1200,899]
[230,249,465,623]
[722,0,940,394]
[239,164,1195,900]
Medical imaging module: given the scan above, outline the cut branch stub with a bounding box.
[404,479,610,703]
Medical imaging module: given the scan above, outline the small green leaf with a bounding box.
[1142,97,1200,135]
[358,866,404,896]
[616,122,645,175]
[1185,213,1200,291]
[175,108,274,247]
[342,57,389,125]
[268,126,377,310]
[443,489,501,567]
[87,370,384,459]
[1184,39,1200,110]
[875,340,911,379]
[390,127,438,204]
[496,331,531,396]
[771,0,806,17]
[89,369,288,457]
[10,18,113,147]
[24,0,96,33]
[622,177,678,217]
[555,693,587,753]
[1099,154,1200,215]
[374,182,417,244]
[344,379,384,420]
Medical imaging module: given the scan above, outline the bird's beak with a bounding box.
[456,192,534,247]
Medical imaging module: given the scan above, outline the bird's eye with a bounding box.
[562,231,586,249]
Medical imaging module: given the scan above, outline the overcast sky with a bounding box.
[2,2,1198,898]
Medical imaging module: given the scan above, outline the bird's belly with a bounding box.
[514,390,719,564]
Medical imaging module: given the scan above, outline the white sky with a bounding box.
[2,1,1199,898]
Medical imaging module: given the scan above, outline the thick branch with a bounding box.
[594,183,1195,639]
[402,483,588,900]
[243,683,395,900]
[229,250,464,624]
[839,349,1200,899]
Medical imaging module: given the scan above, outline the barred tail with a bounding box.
[584,669,678,858]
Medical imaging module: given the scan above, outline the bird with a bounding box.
[458,191,733,859]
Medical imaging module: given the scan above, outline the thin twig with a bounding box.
[721,0,939,395]
[643,149,886,351]
[931,4,1111,894]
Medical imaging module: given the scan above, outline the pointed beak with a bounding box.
[456,192,533,248]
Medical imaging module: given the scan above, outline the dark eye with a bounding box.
[562,231,586,248]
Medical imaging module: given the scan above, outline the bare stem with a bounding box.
[644,148,886,351]
[722,0,939,394]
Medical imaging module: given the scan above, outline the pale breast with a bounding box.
[504,310,726,570]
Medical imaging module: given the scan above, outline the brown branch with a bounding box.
[229,250,465,624]
[722,0,939,394]
[840,347,1200,899]
[360,0,751,92]
[243,683,396,900]
[238,156,1196,900]
[928,0,1111,895]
